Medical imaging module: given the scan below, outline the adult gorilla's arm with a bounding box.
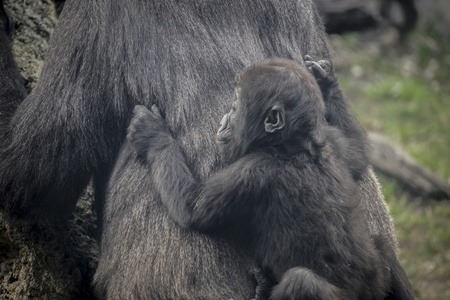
[128,105,268,232]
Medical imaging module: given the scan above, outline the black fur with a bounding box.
[0,0,331,218]
[304,54,370,181]
[0,0,414,299]
[127,59,390,299]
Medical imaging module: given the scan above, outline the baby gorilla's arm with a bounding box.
[304,55,369,180]
[127,105,270,232]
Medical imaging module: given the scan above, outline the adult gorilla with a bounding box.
[0,0,409,299]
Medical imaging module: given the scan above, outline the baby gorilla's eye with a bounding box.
[228,104,237,116]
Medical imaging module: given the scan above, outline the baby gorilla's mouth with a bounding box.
[217,113,230,136]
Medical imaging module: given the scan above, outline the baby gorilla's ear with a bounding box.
[264,105,285,133]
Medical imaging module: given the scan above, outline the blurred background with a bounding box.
[2,0,449,299]
[318,1,450,299]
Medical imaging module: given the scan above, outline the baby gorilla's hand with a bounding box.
[127,105,170,161]
[304,55,337,94]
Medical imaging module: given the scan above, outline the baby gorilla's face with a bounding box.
[216,112,232,144]
[215,86,246,162]
[217,86,241,140]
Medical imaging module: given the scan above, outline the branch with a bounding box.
[369,132,450,200]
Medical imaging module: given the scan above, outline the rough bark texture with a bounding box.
[0,190,98,299]
[0,1,98,299]
[5,0,55,91]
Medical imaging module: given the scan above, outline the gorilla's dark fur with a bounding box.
[0,0,413,299]
[126,58,391,299]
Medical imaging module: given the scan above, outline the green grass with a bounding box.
[385,187,450,299]
[359,73,449,178]
[332,29,450,299]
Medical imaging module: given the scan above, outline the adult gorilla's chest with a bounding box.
[125,1,312,177]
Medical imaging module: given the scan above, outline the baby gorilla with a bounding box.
[128,58,388,299]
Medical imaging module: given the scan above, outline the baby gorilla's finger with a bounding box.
[128,107,152,140]
[151,104,162,118]
[307,61,327,79]
[316,60,331,74]
[132,105,153,122]
[304,54,315,62]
